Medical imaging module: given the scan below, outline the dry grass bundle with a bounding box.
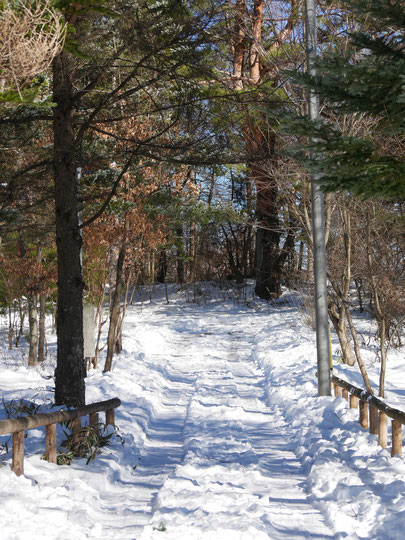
[0,0,66,94]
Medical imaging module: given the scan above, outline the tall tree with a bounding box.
[52,48,85,405]
[287,0,405,200]
[228,0,300,299]
[49,0,229,404]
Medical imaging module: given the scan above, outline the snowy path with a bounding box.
[130,308,334,538]
[3,284,405,539]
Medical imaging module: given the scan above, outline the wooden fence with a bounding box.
[332,375,404,457]
[0,397,121,476]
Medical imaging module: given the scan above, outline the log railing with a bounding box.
[332,375,404,457]
[0,397,121,476]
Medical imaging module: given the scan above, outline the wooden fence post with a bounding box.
[0,397,121,476]
[89,413,99,427]
[392,420,402,457]
[334,384,342,398]
[71,417,81,435]
[342,389,349,402]
[45,424,57,463]
[350,394,359,409]
[12,431,24,476]
[359,401,369,429]
[369,405,379,435]
[378,412,387,449]
[106,409,115,426]
[70,417,81,449]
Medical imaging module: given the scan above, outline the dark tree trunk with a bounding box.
[157,250,168,283]
[53,51,85,407]
[253,162,284,300]
[298,240,304,276]
[283,215,297,287]
[255,224,283,299]
[176,226,185,283]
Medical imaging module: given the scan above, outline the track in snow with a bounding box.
[125,307,335,539]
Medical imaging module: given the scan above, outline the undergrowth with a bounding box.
[59,422,124,465]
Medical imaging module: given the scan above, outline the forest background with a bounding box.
[0,0,404,406]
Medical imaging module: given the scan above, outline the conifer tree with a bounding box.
[287,0,405,200]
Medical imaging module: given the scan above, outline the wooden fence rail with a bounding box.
[331,375,404,457]
[0,397,121,476]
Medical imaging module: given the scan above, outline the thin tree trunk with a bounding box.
[15,298,25,347]
[8,305,13,350]
[329,303,355,366]
[307,248,313,281]
[330,209,355,367]
[104,243,126,373]
[157,250,168,283]
[366,217,387,399]
[114,266,133,354]
[345,308,374,394]
[27,291,39,366]
[38,291,46,363]
[298,240,304,276]
[354,278,364,313]
[176,225,185,283]
[94,291,108,368]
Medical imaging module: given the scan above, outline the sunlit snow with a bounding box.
[1,282,404,539]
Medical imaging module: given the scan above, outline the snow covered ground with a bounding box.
[1,282,405,539]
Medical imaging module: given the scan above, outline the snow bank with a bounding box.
[0,283,404,539]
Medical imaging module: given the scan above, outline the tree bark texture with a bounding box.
[53,51,85,407]
[252,151,285,299]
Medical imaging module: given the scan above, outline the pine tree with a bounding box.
[287,0,405,200]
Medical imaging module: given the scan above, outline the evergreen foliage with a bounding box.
[285,0,405,200]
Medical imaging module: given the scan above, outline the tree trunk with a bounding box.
[28,245,43,366]
[254,174,283,299]
[255,226,283,298]
[157,250,168,283]
[241,179,255,278]
[15,298,25,347]
[232,0,246,90]
[38,291,46,363]
[329,303,355,366]
[307,248,314,281]
[104,243,126,372]
[231,0,300,299]
[7,305,13,350]
[189,220,197,283]
[328,208,355,367]
[297,240,304,276]
[354,278,364,313]
[346,308,374,394]
[176,226,185,283]
[53,51,85,406]
[27,292,39,366]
